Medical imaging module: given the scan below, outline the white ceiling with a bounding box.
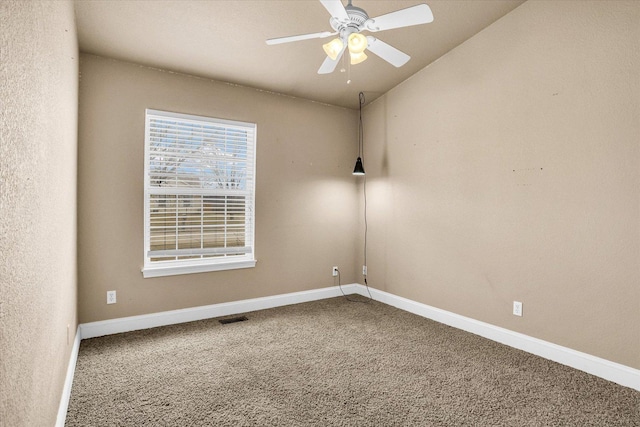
[74,0,524,109]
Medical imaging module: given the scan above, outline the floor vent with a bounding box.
[219,316,248,325]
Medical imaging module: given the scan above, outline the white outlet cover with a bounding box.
[513,301,523,316]
[107,291,117,304]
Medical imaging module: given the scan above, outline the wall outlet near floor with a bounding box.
[107,290,117,304]
[513,301,523,316]
[332,266,338,277]
[362,265,367,276]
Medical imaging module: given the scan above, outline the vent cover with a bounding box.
[219,316,248,325]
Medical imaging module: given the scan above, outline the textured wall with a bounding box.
[0,1,78,426]
[78,54,358,323]
[359,0,639,369]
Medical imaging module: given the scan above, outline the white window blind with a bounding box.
[143,109,256,278]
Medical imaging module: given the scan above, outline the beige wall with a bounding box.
[0,1,79,425]
[78,54,358,323]
[2,2,636,423]
[359,0,639,369]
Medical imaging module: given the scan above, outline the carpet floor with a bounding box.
[66,296,639,426]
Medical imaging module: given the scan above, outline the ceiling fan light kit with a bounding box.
[266,0,434,74]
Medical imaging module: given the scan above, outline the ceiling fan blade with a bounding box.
[318,47,345,74]
[366,37,410,67]
[319,0,349,21]
[365,4,434,32]
[266,31,336,45]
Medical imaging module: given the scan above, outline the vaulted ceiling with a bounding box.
[74,0,524,109]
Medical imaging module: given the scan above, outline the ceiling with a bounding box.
[74,0,524,109]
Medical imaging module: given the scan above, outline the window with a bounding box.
[142,109,256,278]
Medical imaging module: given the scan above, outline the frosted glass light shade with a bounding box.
[350,51,368,65]
[323,38,344,60]
[348,33,368,54]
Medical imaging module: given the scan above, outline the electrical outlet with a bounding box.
[513,301,523,317]
[332,266,339,277]
[362,265,367,275]
[107,290,117,304]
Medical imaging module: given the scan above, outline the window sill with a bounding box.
[142,259,256,278]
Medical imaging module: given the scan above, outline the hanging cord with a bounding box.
[359,92,373,300]
[358,92,365,160]
[336,268,369,303]
[361,175,373,301]
[336,92,372,303]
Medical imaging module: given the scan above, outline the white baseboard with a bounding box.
[351,284,640,392]
[76,283,639,392]
[80,284,359,339]
[56,326,81,427]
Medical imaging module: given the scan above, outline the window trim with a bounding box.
[141,109,257,278]
[142,259,256,278]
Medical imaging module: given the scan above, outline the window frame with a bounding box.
[142,109,257,278]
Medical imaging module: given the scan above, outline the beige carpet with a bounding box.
[66,296,639,426]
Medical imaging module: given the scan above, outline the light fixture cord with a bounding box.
[363,165,371,299]
[358,92,365,159]
[336,268,368,303]
[358,91,373,300]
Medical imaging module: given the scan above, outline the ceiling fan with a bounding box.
[266,0,434,74]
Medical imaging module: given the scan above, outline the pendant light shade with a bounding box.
[353,156,365,175]
[353,92,366,176]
